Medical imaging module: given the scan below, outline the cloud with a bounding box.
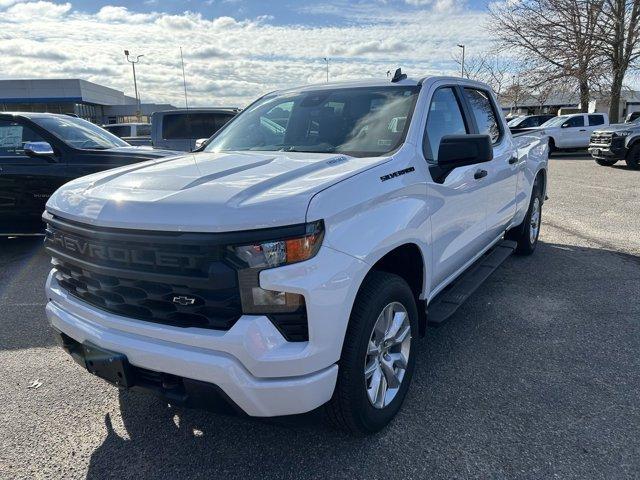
[327,40,407,57]
[186,46,229,59]
[5,1,71,20]
[0,1,495,107]
[0,40,69,60]
[96,6,157,23]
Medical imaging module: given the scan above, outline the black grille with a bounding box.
[52,259,241,329]
[44,213,310,341]
[590,132,613,145]
[269,311,309,342]
[45,215,243,330]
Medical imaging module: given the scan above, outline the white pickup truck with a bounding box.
[43,73,548,435]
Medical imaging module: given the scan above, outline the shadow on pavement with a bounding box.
[0,237,55,351]
[84,241,640,479]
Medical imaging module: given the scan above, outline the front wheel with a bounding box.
[325,271,418,435]
[625,143,640,169]
[595,158,618,166]
[506,176,543,255]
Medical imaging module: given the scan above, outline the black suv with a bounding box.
[0,113,177,235]
[508,114,556,133]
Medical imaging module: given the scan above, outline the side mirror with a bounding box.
[437,134,493,168]
[24,141,55,159]
[561,123,570,128]
[194,138,208,150]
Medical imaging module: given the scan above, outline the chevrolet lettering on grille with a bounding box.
[47,229,202,269]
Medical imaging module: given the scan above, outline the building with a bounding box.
[0,78,175,124]
[499,90,640,122]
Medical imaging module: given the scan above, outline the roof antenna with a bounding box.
[391,68,407,83]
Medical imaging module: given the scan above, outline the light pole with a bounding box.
[124,50,144,118]
[457,44,465,78]
[323,57,329,83]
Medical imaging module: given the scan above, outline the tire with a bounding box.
[325,271,418,435]
[625,143,640,169]
[595,158,618,166]
[506,176,543,255]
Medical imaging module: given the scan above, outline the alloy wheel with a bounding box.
[364,302,411,409]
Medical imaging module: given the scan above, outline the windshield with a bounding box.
[204,86,420,157]
[540,116,568,128]
[507,117,524,127]
[31,116,129,150]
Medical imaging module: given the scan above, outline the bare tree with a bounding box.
[489,0,607,112]
[597,0,640,121]
[451,52,516,96]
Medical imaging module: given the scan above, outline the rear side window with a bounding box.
[463,88,501,143]
[162,113,234,140]
[564,116,585,127]
[136,124,151,136]
[424,87,468,162]
[588,115,605,126]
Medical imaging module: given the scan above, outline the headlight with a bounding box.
[230,220,324,314]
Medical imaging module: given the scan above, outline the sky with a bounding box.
[0,0,498,107]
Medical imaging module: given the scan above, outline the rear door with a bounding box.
[424,85,490,288]
[461,87,518,242]
[0,118,68,233]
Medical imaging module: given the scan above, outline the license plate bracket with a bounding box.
[82,342,135,388]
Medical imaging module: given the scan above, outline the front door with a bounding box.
[0,118,67,234]
[423,86,489,289]
[560,115,588,148]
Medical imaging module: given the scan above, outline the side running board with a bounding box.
[426,240,517,326]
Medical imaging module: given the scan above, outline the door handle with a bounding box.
[508,156,518,165]
[474,169,488,180]
[579,129,586,132]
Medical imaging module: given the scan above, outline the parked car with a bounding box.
[507,114,555,133]
[102,123,151,146]
[43,75,549,435]
[624,111,640,123]
[589,117,640,169]
[531,113,609,153]
[0,112,178,235]
[151,108,239,151]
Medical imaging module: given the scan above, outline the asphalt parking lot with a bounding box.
[1,152,638,479]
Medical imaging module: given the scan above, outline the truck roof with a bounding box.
[272,76,492,95]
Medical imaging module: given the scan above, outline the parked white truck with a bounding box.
[44,73,549,435]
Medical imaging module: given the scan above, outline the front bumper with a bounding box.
[46,293,337,416]
[45,245,368,417]
[588,138,627,159]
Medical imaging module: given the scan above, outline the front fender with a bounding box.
[306,154,431,295]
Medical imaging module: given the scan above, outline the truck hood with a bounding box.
[46,150,390,232]
[592,123,635,133]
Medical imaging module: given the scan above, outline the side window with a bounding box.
[588,115,605,126]
[104,125,130,137]
[136,124,151,136]
[564,116,585,128]
[463,88,501,143]
[0,120,46,157]
[424,87,468,162]
[520,117,535,128]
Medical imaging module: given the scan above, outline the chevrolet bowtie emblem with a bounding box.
[172,296,196,306]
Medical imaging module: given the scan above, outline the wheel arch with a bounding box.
[535,167,547,202]
[362,243,428,337]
